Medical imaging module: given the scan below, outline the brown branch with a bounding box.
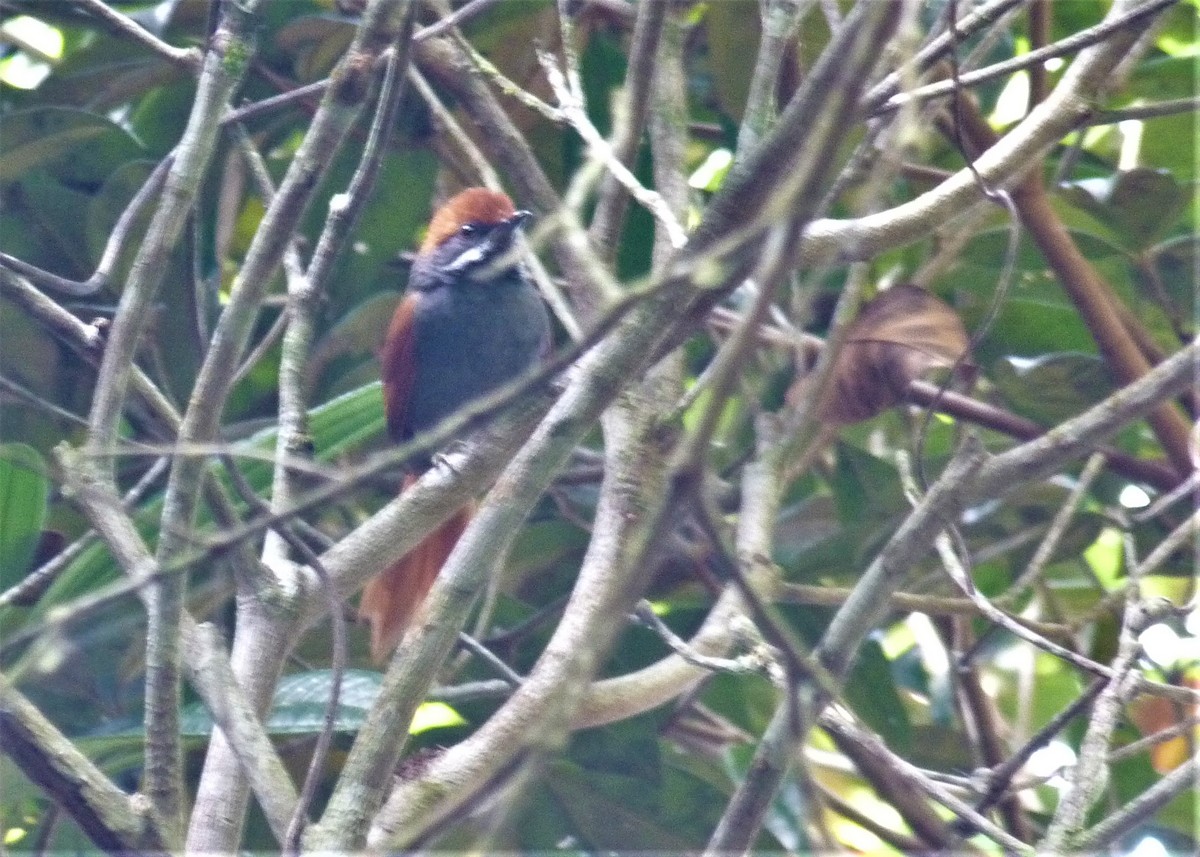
[952,621,1034,842]
[777,582,1073,641]
[1026,0,1052,110]
[904,381,1181,491]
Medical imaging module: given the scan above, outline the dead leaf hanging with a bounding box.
[809,284,972,427]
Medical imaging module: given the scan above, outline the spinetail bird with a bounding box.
[360,188,550,661]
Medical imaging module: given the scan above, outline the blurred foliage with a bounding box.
[0,0,1196,852]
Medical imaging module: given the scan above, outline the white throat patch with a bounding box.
[443,244,488,274]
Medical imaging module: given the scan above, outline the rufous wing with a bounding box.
[380,292,419,441]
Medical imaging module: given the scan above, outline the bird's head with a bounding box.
[412,188,532,289]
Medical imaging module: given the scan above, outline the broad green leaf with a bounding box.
[274,14,356,80]
[547,760,701,852]
[505,519,589,582]
[831,443,907,524]
[307,292,401,394]
[705,0,761,121]
[2,382,385,630]
[966,295,1098,363]
[84,159,157,270]
[722,744,796,851]
[174,670,464,737]
[0,123,105,182]
[845,638,912,749]
[904,723,977,771]
[1142,235,1199,332]
[129,81,196,157]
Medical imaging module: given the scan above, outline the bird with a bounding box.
[359,187,551,661]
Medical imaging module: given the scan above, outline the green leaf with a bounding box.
[705,0,761,121]
[0,123,105,182]
[307,292,401,394]
[721,743,797,851]
[0,107,144,185]
[274,14,356,80]
[0,444,49,590]
[969,295,1098,363]
[170,670,464,737]
[831,443,907,524]
[1142,235,1199,333]
[3,382,385,634]
[845,639,912,749]
[84,159,157,270]
[993,353,1114,425]
[546,760,700,852]
[129,81,197,158]
[1059,169,1189,251]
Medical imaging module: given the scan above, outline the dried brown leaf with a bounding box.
[805,284,972,426]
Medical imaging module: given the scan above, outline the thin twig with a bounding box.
[1108,712,1200,764]
[540,49,687,249]
[863,0,1025,111]
[456,633,524,687]
[71,0,201,69]
[875,0,1177,115]
[970,678,1107,821]
[1089,95,1200,124]
[1007,452,1108,596]
[0,373,89,427]
[632,602,775,678]
[449,30,562,122]
[209,450,340,853]
[587,0,667,259]
[920,462,1125,683]
[1042,589,1156,849]
[0,673,170,851]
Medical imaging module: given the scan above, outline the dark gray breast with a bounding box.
[405,273,550,438]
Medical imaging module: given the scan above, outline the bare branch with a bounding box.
[70,0,200,69]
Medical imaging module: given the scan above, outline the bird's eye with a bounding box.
[459,223,477,236]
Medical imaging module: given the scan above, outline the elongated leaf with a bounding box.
[0,107,143,185]
[0,443,49,590]
[1060,168,1189,251]
[994,352,1114,425]
[111,670,464,738]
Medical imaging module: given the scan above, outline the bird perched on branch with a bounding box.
[360,187,551,661]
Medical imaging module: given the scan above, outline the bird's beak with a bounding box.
[480,210,533,258]
[498,210,533,240]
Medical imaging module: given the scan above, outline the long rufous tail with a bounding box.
[359,473,472,662]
